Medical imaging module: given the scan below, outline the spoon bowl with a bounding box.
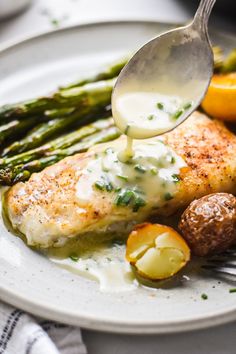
[112,0,216,139]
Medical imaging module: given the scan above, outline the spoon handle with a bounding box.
[193,0,216,31]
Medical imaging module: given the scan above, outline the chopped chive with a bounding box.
[114,188,146,211]
[117,174,129,182]
[69,254,79,262]
[201,293,208,300]
[115,187,122,192]
[106,257,112,262]
[94,179,113,192]
[133,196,146,212]
[164,192,173,201]
[105,182,114,192]
[172,108,184,120]
[134,164,146,174]
[51,19,59,26]
[157,102,164,110]
[171,156,176,164]
[124,124,130,135]
[183,102,193,110]
[150,167,158,175]
[115,190,133,206]
[147,114,155,120]
[172,174,180,183]
[229,288,236,293]
[94,181,105,191]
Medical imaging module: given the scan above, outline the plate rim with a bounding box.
[0,19,236,334]
[0,18,235,54]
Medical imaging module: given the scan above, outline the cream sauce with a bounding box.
[76,138,185,211]
[49,243,138,292]
[112,91,193,140]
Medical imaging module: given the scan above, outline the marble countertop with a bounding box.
[0,1,235,353]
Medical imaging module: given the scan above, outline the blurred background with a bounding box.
[0,0,235,44]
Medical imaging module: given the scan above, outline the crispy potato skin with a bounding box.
[5,112,236,248]
[178,193,236,256]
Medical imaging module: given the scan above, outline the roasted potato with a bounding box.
[126,223,190,280]
[178,193,236,256]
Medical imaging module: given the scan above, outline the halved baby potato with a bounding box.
[126,223,190,280]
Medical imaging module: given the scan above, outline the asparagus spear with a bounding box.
[60,57,128,91]
[2,105,111,157]
[0,126,120,185]
[0,118,114,167]
[0,117,41,147]
[24,126,119,171]
[0,78,116,122]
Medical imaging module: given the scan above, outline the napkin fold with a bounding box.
[0,302,87,354]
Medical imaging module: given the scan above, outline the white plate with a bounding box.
[0,21,236,334]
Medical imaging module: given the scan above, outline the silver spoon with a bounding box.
[112,0,216,138]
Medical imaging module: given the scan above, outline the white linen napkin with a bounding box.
[0,302,87,354]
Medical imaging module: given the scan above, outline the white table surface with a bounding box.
[0,1,236,353]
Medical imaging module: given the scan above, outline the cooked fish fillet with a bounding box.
[5,112,236,248]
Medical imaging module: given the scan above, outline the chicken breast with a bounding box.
[5,112,236,248]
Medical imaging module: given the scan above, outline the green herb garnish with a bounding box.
[51,19,59,26]
[150,167,158,175]
[171,156,176,164]
[125,124,130,135]
[94,181,105,191]
[172,108,184,120]
[117,174,129,182]
[134,164,146,174]
[133,196,146,212]
[183,102,193,110]
[94,177,113,192]
[229,288,236,293]
[201,293,208,300]
[164,192,173,201]
[147,114,155,120]
[70,254,79,262]
[157,102,164,110]
[115,190,134,206]
[172,174,180,183]
[115,188,146,212]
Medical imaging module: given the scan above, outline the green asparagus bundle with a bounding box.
[0,118,114,168]
[0,125,120,185]
[0,78,116,122]
[2,106,111,157]
[60,57,128,91]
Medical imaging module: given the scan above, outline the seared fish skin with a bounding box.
[5,112,236,248]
